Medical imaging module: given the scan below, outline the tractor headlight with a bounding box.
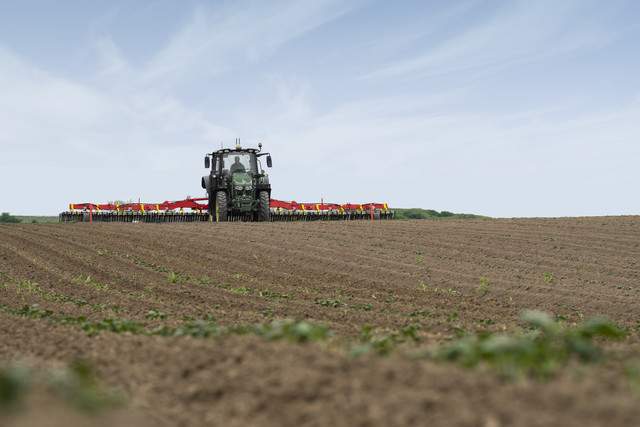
[235,186,243,191]
[245,186,252,191]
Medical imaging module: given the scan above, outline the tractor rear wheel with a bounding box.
[216,191,228,222]
[259,191,270,222]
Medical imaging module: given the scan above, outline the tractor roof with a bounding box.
[213,146,260,155]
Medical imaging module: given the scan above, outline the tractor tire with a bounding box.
[208,192,215,218]
[259,191,270,222]
[216,191,228,222]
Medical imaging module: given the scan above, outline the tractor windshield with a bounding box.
[220,152,257,176]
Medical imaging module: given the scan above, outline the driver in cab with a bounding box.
[230,156,246,174]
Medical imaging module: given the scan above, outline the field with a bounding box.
[1,217,640,426]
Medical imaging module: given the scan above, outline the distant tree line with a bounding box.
[394,208,484,220]
[0,212,22,223]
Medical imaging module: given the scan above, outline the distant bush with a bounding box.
[394,208,485,220]
[0,212,21,223]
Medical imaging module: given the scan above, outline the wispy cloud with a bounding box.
[137,1,359,89]
[362,0,620,81]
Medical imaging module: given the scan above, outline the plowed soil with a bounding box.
[1,217,640,426]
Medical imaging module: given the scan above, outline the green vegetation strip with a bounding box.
[425,310,627,380]
[1,304,629,381]
[4,279,123,314]
[0,213,58,223]
[1,304,332,343]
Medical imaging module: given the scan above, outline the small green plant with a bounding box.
[445,312,459,323]
[261,308,275,318]
[472,317,495,325]
[350,303,374,311]
[351,323,423,357]
[315,298,347,308]
[543,273,555,282]
[476,277,489,296]
[145,309,171,320]
[313,284,327,293]
[168,271,180,283]
[228,285,251,295]
[248,319,333,343]
[259,290,293,299]
[90,282,109,291]
[429,310,627,380]
[17,280,39,293]
[409,309,435,318]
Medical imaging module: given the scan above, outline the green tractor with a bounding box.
[201,143,273,222]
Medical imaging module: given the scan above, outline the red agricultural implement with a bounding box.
[59,198,394,222]
[58,142,394,222]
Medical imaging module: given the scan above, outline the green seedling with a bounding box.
[315,299,347,308]
[145,309,171,320]
[476,277,489,296]
[445,312,459,323]
[350,303,374,311]
[259,290,293,299]
[409,310,435,318]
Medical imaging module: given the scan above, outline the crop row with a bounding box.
[1,301,633,383]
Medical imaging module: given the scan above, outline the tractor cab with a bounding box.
[204,145,271,179]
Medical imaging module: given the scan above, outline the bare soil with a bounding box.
[1,217,640,426]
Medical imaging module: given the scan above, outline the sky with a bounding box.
[1,0,639,218]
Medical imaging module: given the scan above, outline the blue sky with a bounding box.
[1,0,639,217]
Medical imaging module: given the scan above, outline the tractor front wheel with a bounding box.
[259,191,270,222]
[216,191,228,222]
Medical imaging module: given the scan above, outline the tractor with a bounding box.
[201,143,273,222]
